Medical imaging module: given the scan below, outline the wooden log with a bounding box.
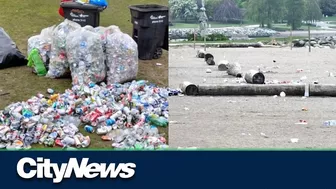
[195,84,305,96]
[227,62,243,78]
[218,60,229,71]
[196,49,205,58]
[217,43,262,48]
[204,53,215,65]
[244,70,265,84]
[180,82,199,96]
[218,64,228,71]
[309,84,336,97]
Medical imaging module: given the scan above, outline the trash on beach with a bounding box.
[295,120,308,125]
[280,92,286,97]
[290,138,299,143]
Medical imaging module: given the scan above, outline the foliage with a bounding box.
[319,0,336,16]
[171,0,330,31]
[204,0,222,20]
[305,0,323,22]
[213,0,243,23]
[285,0,306,30]
[235,0,248,8]
[169,0,198,22]
[246,0,286,28]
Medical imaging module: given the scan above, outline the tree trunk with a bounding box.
[267,22,272,29]
[196,84,305,96]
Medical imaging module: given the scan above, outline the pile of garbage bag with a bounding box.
[28,19,138,85]
[0,80,174,150]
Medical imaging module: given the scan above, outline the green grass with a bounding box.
[322,16,336,21]
[0,0,168,149]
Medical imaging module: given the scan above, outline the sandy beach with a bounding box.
[169,47,336,148]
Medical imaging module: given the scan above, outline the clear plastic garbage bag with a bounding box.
[66,28,106,85]
[27,25,55,69]
[105,31,138,84]
[47,19,81,78]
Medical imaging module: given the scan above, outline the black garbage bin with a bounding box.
[61,2,105,27]
[129,4,168,60]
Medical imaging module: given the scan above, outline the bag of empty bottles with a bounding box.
[66,28,106,85]
[94,25,121,50]
[27,25,55,70]
[47,19,81,78]
[105,31,138,84]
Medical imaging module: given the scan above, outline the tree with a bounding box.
[204,0,222,20]
[246,0,266,27]
[265,0,286,27]
[213,0,242,23]
[235,0,248,8]
[169,0,198,22]
[285,0,306,30]
[305,0,323,22]
[319,0,336,16]
[246,0,286,28]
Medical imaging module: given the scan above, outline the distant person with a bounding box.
[58,0,74,17]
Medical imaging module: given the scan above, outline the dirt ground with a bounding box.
[169,47,336,148]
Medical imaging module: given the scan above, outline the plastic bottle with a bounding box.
[27,48,47,76]
[304,83,309,97]
[149,115,168,127]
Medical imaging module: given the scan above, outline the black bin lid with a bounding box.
[61,2,105,11]
[129,4,168,12]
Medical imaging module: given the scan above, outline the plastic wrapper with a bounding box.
[27,25,55,69]
[66,28,106,85]
[90,0,108,7]
[47,19,81,78]
[105,32,138,84]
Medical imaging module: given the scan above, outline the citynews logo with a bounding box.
[17,157,136,183]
